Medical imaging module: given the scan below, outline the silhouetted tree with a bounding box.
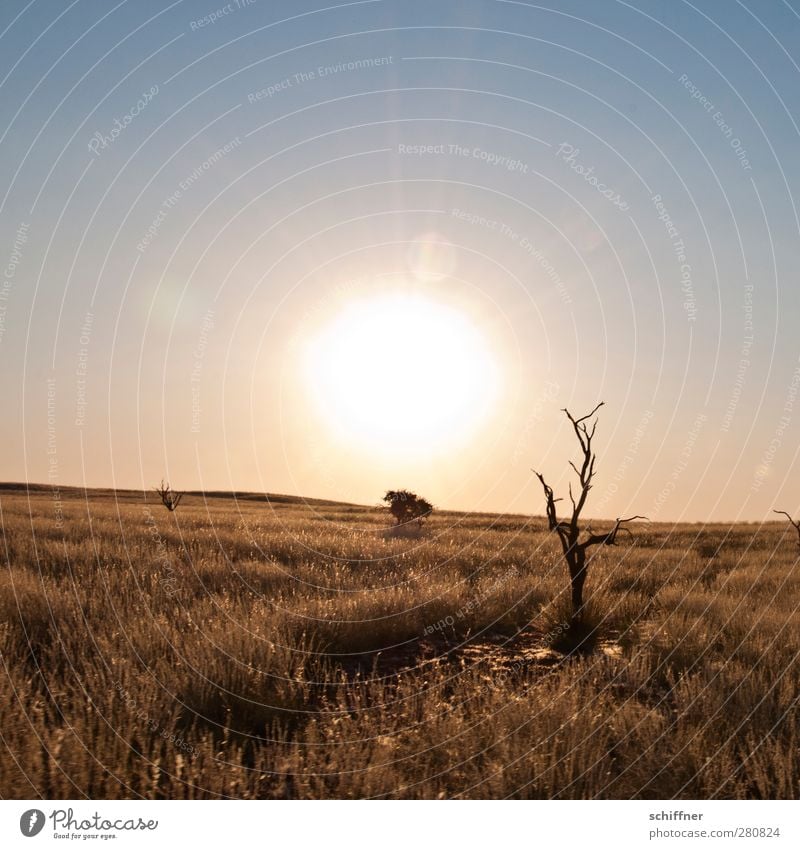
[383,490,433,527]
[154,480,183,512]
[774,509,800,550]
[533,403,646,620]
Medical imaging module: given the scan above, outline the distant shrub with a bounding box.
[383,490,433,527]
[154,479,183,512]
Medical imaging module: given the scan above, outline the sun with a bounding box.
[302,292,501,457]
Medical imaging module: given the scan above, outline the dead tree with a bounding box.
[155,480,183,512]
[533,403,646,619]
[773,509,800,550]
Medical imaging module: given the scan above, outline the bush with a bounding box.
[383,490,433,527]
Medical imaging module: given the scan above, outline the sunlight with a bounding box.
[302,292,501,457]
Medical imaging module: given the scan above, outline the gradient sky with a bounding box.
[2,0,800,522]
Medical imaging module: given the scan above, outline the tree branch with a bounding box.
[533,469,570,552]
[582,515,649,549]
[774,509,800,548]
[562,402,604,452]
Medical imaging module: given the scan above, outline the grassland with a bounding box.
[1,484,798,799]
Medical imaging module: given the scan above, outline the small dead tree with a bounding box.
[773,509,800,549]
[533,403,646,620]
[154,480,183,512]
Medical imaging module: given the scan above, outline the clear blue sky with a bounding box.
[2,0,800,522]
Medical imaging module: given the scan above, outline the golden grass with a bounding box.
[0,487,797,798]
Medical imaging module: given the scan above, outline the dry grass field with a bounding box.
[1,484,798,799]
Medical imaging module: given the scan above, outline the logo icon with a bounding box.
[19,809,45,837]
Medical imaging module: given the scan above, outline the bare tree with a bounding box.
[154,480,183,512]
[773,509,800,550]
[533,403,646,620]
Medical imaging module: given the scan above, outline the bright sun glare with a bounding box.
[303,293,501,457]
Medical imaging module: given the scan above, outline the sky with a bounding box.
[2,0,800,522]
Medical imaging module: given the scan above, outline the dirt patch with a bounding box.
[334,629,623,681]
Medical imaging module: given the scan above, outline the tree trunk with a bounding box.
[567,546,587,619]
